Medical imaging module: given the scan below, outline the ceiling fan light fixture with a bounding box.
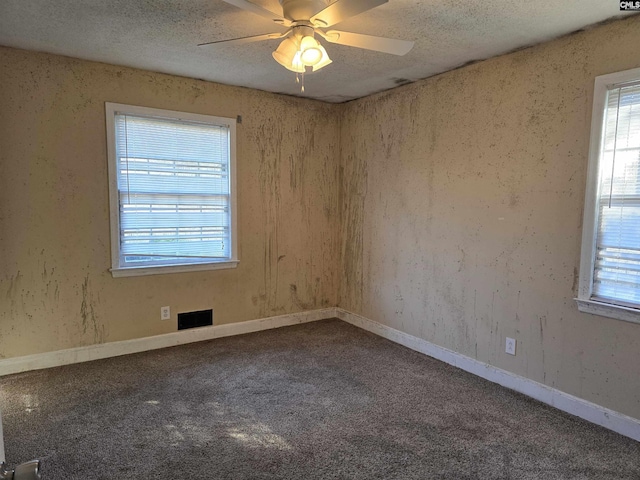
[299,35,322,66]
[273,33,332,73]
[272,37,305,73]
[292,50,304,71]
[311,44,332,72]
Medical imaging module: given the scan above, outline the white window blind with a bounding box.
[592,82,640,307]
[113,111,232,269]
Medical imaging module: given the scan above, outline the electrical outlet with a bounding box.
[505,337,516,356]
[161,306,171,321]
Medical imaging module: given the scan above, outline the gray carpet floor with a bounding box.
[0,319,638,479]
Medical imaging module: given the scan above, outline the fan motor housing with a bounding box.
[279,0,330,22]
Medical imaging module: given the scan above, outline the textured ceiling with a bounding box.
[0,1,634,102]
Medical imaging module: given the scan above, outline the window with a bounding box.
[105,103,238,277]
[577,67,640,323]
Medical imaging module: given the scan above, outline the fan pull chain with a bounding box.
[295,72,305,93]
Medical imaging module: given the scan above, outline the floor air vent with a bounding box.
[178,309,213,330]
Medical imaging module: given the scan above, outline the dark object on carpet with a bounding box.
[1,319,638,479]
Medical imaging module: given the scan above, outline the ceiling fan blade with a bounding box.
[198,32,287,47]
[321,30,414,55]
[222,0,292,26]
[310,0,387,28]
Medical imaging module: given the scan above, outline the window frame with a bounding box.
[105,102,239,278]
[576,67,640,324]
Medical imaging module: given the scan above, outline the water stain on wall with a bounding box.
[254,119,284,315]
[5,271,22,316]
[289,284,314,310]
[0,46,341,360]
[339,151,368,312]
[80,274,104,345]
[338,16,640,419]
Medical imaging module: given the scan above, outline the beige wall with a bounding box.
[0,47,340,359]
[2,15,640,421]
[339,15,640,420]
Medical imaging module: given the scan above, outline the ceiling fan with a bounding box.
[199,0,414,88]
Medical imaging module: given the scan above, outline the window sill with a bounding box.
[575,298,640,325]
[111,260,239,278]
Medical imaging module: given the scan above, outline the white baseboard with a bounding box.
[336,308,640,443]
[0,308,338,377]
